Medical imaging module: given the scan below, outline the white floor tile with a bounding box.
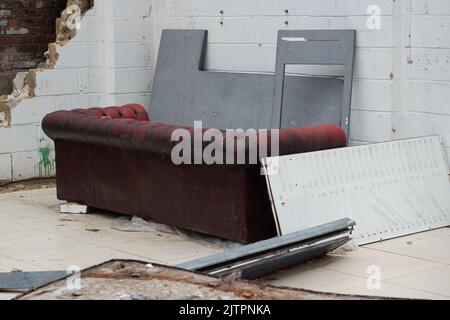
[265,263,367,293]
[338,282,449,300]
[315,247,443,280]
[387,265,450,298]
[0,254,46,272]
[366,231,450,264]
[0,292,20,300]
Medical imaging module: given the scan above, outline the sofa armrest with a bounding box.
[69,104,149,121]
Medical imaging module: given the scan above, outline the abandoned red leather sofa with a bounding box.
[42,104,347,243]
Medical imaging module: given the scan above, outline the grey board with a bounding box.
[0,271,68,290]
[149,29,355,133]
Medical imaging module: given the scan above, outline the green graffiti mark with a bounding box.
[35,138,55,177]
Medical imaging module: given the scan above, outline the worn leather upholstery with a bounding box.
[43,105,345,158]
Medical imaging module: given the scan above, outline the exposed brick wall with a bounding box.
[0,0,67,95]
[0,0,154,182]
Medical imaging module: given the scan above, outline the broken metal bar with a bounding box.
[178,218,355,280]
[0,271,68,290]
[211,236,350,279]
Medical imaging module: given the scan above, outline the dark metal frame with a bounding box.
[178,218,355,280]
[272,30,356,136]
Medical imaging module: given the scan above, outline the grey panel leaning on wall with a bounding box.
[149,29,355,133]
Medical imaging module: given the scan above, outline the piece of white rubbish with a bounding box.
[59,202,90,214]
[262,136,450,245]
[281,37,308,42]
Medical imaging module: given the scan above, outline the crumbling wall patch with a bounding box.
[0,0,94,128]
[56,0,94,44]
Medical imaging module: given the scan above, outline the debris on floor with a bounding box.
[60,202,90,214]
[111,216,178,234]
[180,219,355,280]
[0,178,56,193]
[16,260,381,300]
[2,187,450,299]
[111,216,240,250]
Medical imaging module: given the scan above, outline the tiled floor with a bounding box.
[266,231,450,299]
[0,188,223,300]
[1,188,450,300]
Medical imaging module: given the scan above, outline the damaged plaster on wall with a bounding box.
[56,0,94,45]
[1,0,154,183]
[0,0,94,128]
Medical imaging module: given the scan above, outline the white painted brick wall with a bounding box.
[151,0,450,168]
[11,151,40,181]
[10,97,57,125]
[34,69,80,96]
[2,0,450,182]
[0,128,11,154]
[0,153,11,182]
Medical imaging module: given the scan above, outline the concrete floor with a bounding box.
[1,187,450,300]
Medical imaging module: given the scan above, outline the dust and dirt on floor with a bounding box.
[0,178,56,194]
[17,260,380,300]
